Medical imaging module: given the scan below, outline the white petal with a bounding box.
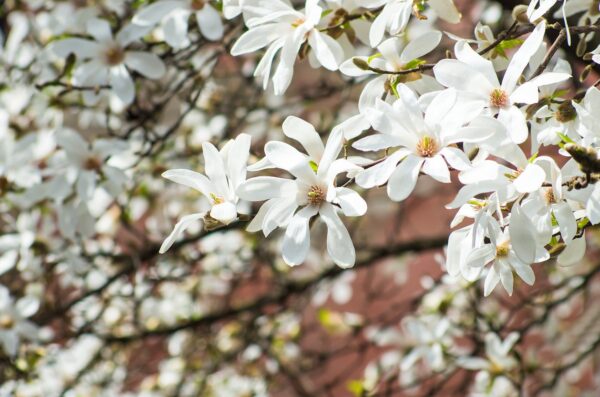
[334,187,367,216]
[160,213,204,253]
[483,266,500,296]
[422,155,450,183]
[210,201,238,225]
[265,141,317,184]
[237,176,295,201]
[497,261,514,295]
[202,142,230,198]
[281,116,324,160]
[498,106,528,144]
[387,155,424,202]
[124,51,166,79]
[16,296,39,318]
[355,149,408,189]
[509,204,537,263]
[109,65,135,105]
[400,31,442,64]
[87,18,112,42]
[433,59,493,97]
[196,6,224,41]
[308,31,343,71]
[162,169,214,197]
[513,164,545,194]
[553,201,577,241]
[502,22,546,94]
[466,244,495,268]
[319,203,355,268]
[281,205,318,266]
[133,0,184,25]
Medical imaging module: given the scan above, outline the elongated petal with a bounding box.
[502,22,546,94]
[281,116,324,160]
[400,31,442,63]
[109,65,135,105]
[162,169,214,197]
[483,266,500,296]
[160,212,204,253]
[124,51,166,79]
[355,149,408,189]
[433,59,493,97]
[422,155,450,183]
[196,6,224,41]
[282,205,318,266]
[133,0,185,25]
[466,244,495,268]
[513,164,545,194]
[497,261,514,295]
[265,141,317,184]
[509,204,537,263]
[202,142,230,198]
[558,236,586,266]
[498,106,528,144]
[262,196,298,236]
[334,187,367,216]
[387,155,424,202]
[237,176,295,201]
[308,31,343,71]
[319,203,355,268]
[226,133,251,192]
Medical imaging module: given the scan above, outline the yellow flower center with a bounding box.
[103,43,125,66]
[210,193,224,205]
[496,241,510,258]
[291,18,305,27]
[416,136,438,158]
[489,88,509,108]
[0,314,15,330]
[307,185,325,206]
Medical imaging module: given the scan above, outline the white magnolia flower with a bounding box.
[448,145,550,209]
[446,22,511,70]
[458,332,519,395]
[400,315,452,372]
[466,206,549,296]
[360,0,461,47]
[230,0,344,95]
[49,18,165,108]
[340,31,443,108]
[160,134,252,254]
[237,118,366,267]
[0,286,39,356]
[133,0,224,48]
[353,85,501,202]
[434,22,570,143]
[56,129,129,201]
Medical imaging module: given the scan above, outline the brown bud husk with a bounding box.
[564,143,600,174]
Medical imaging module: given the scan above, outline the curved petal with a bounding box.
[237,176,295,201]
[265,141,317,184]
[281,205,319,266]
[124,51,166,79]
[422,155,450,183]
[387,155,424,202]
[308,31,343,71]
[196,6,224,41]
[319,203,355,268]
[162,169,214,197]
[334,187,367,217]
[160,212,204,253]
[210,201,238,225]
[281,116,324,160]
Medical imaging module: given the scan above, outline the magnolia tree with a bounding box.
[2,0,600,395]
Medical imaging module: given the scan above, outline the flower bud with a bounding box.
[353,58,370,71]
[512,5,530,23]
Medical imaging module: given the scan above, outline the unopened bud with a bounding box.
[564,143,600,173]
[352,58,370,71]
[555,100,577,123]
[512,5,530,23]
[467,147,480,161]
[577,38,588,57]
[580,64,593,82]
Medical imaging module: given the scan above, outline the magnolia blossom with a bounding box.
[361,0,461,47]
[354,85,500,201]
[132,0,224,48]
[434,22,570,143]
[230,0,344,95]
[237,118,366,267]
[55,129,129,201]
[458,332,519,395]
[0,286,39,356]
[466,207,549,296]
[49,18,165,108]
[340,31,443,105]
[160,134,251,253]
[400,315,452,372]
